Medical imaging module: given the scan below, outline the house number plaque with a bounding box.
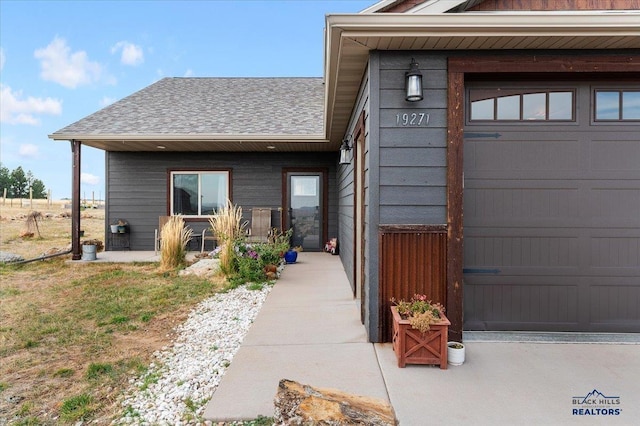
[395,111,430,127]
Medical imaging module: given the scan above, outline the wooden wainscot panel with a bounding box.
[378,224,447,342]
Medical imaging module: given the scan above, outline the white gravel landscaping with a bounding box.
[115,282,272,425]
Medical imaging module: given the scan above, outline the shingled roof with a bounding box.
[52,77,325,137]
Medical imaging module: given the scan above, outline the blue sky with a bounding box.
[0,0,373,200]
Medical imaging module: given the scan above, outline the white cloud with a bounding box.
[18,144,39,158]
[34,36,102,88]
[111,41,144,66]
[0,84,62,125]
[81,173,100,185]
[99,96,116,107]
[184,69,194,77]
[0,47,5,71]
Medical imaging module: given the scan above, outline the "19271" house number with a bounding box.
[395,112,430,126]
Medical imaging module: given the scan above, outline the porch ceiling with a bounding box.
[324,12,640,145]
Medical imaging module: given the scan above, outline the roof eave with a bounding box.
[324,12,640,144]
[48,133,327,142]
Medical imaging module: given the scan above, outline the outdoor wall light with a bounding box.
[405,58,423,102]
[339,136,353,165]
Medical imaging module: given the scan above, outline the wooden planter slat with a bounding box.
[391,306,450,369]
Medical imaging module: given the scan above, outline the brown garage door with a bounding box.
[463,81,640,332]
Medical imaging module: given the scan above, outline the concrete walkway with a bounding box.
[93,250,640,424]
[203,252,640,425]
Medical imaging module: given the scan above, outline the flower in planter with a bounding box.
[391,294,445,333]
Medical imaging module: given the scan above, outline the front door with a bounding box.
[284,171,325,251]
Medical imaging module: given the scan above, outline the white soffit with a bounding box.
[324,12,640,143]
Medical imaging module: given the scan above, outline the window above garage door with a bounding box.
[595,90,640,121]
[469,88,575,122]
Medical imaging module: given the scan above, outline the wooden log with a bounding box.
[274,379,396,425]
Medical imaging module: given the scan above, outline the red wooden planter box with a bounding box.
[391,306,450,369]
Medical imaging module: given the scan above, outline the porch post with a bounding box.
[71,140,82,260]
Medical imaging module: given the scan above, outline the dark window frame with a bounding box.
[168,169,232,218]
[594,89,640,122]
[468,88,576,122]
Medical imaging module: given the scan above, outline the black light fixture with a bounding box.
[405,58,423,102]
[339,136,353,165]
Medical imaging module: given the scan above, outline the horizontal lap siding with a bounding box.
[106,151,338,250]
[339,65,370,296]
[378,52,448,225]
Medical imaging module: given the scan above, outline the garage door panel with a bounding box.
[589,281,640,329]
[465,235,580,270]
[465,279,580,330]
[589,188,640,225]
[465,186,579,225]
[466,139,580,176]
[590,234,640,270]
[591,139,640,171]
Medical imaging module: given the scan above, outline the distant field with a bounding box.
[0,200,105,260]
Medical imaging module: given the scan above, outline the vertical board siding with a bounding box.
[107,151,338,250]
[378,226,448,342]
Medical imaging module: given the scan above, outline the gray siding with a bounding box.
[338,63,370,296]
[106,152,338,251]
[337,51,450,342]
[355,51,450,342]
[378,52,448,225]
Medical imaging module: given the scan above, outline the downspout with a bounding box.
[11,249,73,265]
[71,140,82,260]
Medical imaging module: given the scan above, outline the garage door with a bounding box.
[463,81,640,332]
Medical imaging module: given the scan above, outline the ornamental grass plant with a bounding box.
[208,200,247,275]
[391,294,446,333]
[159,215,193,271]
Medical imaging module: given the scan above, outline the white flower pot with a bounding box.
[447,341,465,366]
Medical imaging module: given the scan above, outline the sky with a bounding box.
[0,0,373,200]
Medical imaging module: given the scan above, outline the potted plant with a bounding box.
[447,341,465,366]
[284,246,302,264]
[110,219,128,233]
[390,294,450,369]
[81,239,104,261]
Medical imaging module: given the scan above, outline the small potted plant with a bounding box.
[110,219,128,233]
[390,294,450,368]
[447,341,465,366]
[284,245,302,264]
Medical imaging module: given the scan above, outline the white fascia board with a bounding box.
[408,0,468,13]
[48,133,328,142]
[326,12,640,33]
[359,0,398,14]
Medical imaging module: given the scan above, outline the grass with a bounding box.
[0,202,277,425]
[0,203,230,424]
[0,258,226,423]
